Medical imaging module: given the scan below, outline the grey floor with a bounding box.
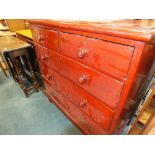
[0,71,82,135]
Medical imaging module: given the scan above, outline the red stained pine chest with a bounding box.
[29,20,155,134]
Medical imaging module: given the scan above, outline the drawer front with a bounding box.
[64,94,108,134]
[43,77,107,134]
[43,66,114,130]
[31,26,58,51]
[39,62,58,89]
[42,76,53,96]
[59,32,134,78]
[43,76,70,111]
[34,44,49,62]
[35,44,61,71]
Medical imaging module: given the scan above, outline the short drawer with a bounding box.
[43,77,108,134]
[39,62,59,91]
[31,26,58,51]
[59,32,134,78]
[35,44,61,71]
[34,44,49,62]
[44,67,114,130]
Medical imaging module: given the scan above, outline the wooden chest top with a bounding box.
[29,19,155,43]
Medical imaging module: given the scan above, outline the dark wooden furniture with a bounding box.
[4,48,39,97]
[16,30,43,88]
[0,36,31,76]
[29,19,155,134]
[0,36,39,97]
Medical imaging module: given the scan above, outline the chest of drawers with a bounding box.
[29,20,155,134]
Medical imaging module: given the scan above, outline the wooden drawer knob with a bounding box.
[47,75,53,80]
[78,75,88,84]
[77,48,87,59]
[38,36,44,42]
[79,99,87,108]
[51,90,56,97]
[41,55,48,61]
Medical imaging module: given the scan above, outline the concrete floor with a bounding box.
[0,71,82,135]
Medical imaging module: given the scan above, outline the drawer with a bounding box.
[43,77,107,134]
[44,66,114,130]
[65,94,108,134]
[34,44,49,62]
[59,32,134,78]
[35,44,61,71]
[42,75,52,95]
[39,62,59,89]
[39,61,51,81]
[31,26,58,51]
[43,76,70,111]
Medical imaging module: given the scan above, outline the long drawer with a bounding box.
[59,32,134,78]
[31,26,58,51]
[40,62,114,130]
[43,76,109,134]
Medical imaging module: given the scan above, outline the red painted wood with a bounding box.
[36,44,123,109]
[59,32,134,78]
[31,26,58,51]
[35,44,61,71]
[30,20,155,134]
[29,20,154,42]
[118,43,155,121]
[40,63,114,130]
[58,54,124,109]
[34,44,49,62]
[43,77,108,134]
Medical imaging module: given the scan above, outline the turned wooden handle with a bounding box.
[79,99,88,108]
[41,55,48,61]
[77,48,87,59]
[47,75,53,80]
[78,75,88,84]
